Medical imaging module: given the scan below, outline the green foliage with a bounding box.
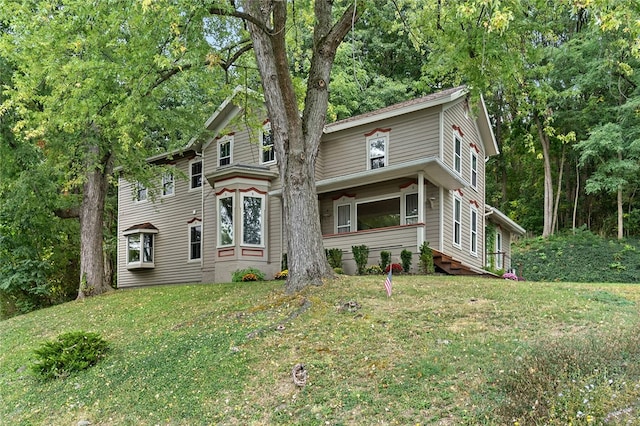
[351,245,369,275]
[30,331,109,381]
[378,250,391,273]
[512,228,640,282]
[400,249,412,273]
[333,267,344,275]
[418,242,435,274]
[365,265,383,275]
[325,248,343,269]
[231,268,265,283]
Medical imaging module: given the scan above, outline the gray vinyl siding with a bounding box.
[320,109,441,181]
[117,157,203,288]
[323,226,420,274]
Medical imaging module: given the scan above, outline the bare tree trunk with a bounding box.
[77,143,114,299]
[573,163,579,233]
[534,112,554,237]
[617,186,624,240]
[551,144,565,233]
[243,0,362,293]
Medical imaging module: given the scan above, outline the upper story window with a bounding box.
[135,183,148,202]
[190,160,202,189]
[161,171,174,197]
[453,194,461,247]
[470,151,478,189]
[454,134,462,175]
[260,123,275,164]
[241,190,265,246]
[366,129,390,170]
[470,205,478,256]
[189,221,201,261]
[217,192,234,247]
[218,135,233,167]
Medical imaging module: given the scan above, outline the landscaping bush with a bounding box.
[400,249,412,273]
[418,242,434,274]
[384,263,403,274]
[30,331,109,380]
[366,264,383,275]
[351,245,369,275]
[333,267,344,274]
[325,248,343,269]
[274,270,288,280]
[379,250,391,273]
[231,267,265,282]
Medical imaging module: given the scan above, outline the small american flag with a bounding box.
[384,269,392,297]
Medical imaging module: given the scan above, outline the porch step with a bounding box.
[432,249,496,277]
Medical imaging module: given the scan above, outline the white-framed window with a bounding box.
[404,193,419,224]
[217,193,234,247]
[260,123,275,164]
[453,194,461,247]
[126,232,156,269]
[190,160,203,189]
[470,206,478,256]
[470,151,478,189]
[161,171,174,197]
[357,196,400,230]
[241,190,265,246]
[189,221,202,261]
[367,133,388,169]
[336,204,351,233]
[496,230,503,270]
[218,135,233,166]
[135,183,148,202]
[454,134,462,174]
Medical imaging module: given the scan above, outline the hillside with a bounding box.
[1,276,639,425]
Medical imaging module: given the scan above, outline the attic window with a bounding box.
[124,223,158,269]
[366,128,390,170]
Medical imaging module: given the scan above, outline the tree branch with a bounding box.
[208,6,272,35]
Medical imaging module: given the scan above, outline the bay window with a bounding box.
[242,192,264,246]
[218,194,234,247]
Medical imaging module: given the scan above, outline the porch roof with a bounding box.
[314,157,466,194]
[485,205,526,235]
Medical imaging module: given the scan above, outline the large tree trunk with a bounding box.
[244,0,361,293]
[77,143,114,299]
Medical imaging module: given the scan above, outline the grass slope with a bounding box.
[1,276,639,425]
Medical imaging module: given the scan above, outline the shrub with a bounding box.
[366,264,383,275]
[351,245,369,275]
[30,331,109,380]
[400,249,412,273]
[231,267,265,282]
[274,270,288,280]
[333,267,344,274]
[242,273,258,282]
[502,272,519,281]
[325,248,343,269]
[385,263,403,274]
[379,250,391,273]
[418,242,435,274]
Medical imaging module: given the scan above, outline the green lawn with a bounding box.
[1,275,639,425]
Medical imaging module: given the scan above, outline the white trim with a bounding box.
[259,122,276,165]
[161,169,175,198]
[333,194,356,234]
[453,193,462,249]
[188,221,202,262]
[240,190,265,247]
[189,159,203,190]
[218,135,233,167]
[134,183,148,203]
[366,130,390,170]
[126,233,155,269]
[217,192,235,248]
[470,205,478,256]
[470,150,478,190]
[453,132,462,175]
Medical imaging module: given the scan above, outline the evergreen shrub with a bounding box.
[400,249,412,272]
[30,331,109,380]
[379,251,391,273]
[325,248,343,269]
[351,245,369,275]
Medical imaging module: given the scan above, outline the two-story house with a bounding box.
[117,86,524,288]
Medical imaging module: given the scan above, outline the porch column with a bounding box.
[417,172,425,248]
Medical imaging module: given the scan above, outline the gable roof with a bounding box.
[324,86,499,157]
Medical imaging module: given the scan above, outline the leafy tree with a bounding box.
[1,0,229,298]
